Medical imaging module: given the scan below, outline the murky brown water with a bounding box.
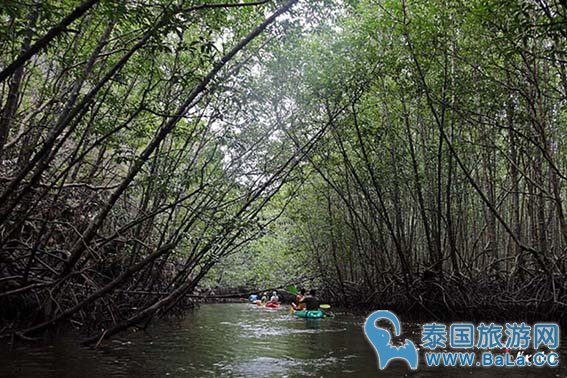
[0,303,565,377]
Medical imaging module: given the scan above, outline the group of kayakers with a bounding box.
[249,291,280,307]
[248,287,319,310]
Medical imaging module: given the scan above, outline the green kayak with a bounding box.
[293,309,325,319]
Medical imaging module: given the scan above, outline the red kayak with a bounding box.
[265,302,280,308]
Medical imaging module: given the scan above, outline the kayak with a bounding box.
[293,309,325,319]
[254,300,280,308]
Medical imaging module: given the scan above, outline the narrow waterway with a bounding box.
[0,303,565,377]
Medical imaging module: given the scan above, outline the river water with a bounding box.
[0,303,565,377]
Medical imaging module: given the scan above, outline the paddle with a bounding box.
[319,304,331,309]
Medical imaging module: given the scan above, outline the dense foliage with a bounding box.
[0,0,315,342]
[251,0,567,319]
[2,0,567,342]
[210,0,567,320]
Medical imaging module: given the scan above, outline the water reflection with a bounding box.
[0,303,565,377]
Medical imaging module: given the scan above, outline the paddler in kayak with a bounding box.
[292,289,329,318]
[268,291,279,305]
[291,288,306,310]
[300,289,320,310]
[265,291,280,308]
[255,292,268,306]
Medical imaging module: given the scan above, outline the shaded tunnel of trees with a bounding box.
[2,0,567,343]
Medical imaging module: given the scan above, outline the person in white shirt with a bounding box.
[268,291,279,304]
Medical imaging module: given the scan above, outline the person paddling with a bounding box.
[291,288,306,310]
[268,291,279,305]
[300,289,320,310]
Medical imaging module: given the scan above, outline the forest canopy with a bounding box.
[1,0,567,343]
